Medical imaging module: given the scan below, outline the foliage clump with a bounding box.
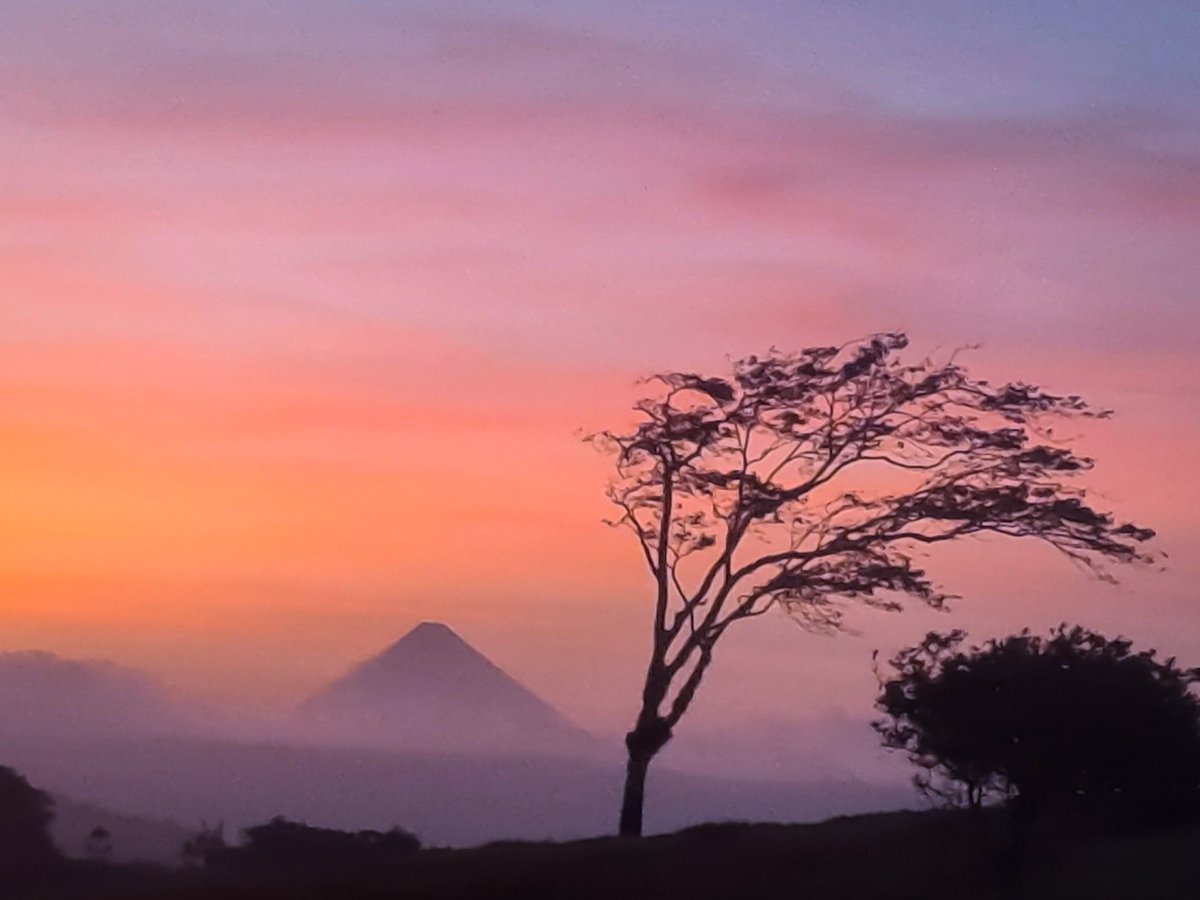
[0,765,60,870]
[874,625,1200,822]
[214,816,420,869]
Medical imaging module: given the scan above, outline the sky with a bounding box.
[2,1,1199,739]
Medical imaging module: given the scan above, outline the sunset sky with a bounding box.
[3,1,1199,737]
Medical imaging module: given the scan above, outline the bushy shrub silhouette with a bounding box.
[181,820,227,867]
[220,816,420,868]
[874,625,1200,823]
[0,765,60,869]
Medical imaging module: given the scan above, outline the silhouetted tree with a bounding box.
[875,625,1200,822]
[86,824,113,861]
[181,820,227,867]
[873,631,1004,811]
[591,333,1155,836]
[0,765,59,870]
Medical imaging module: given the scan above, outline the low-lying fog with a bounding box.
[0,629,914,860]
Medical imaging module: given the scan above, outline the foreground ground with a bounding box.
[12,807,1200,899]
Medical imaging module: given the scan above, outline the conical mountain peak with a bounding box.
[368,621,493,676]
[389,621,466,650]
[300,623,595,755]
[409,621,456,637]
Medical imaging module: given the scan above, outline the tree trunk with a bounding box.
[618,718,672,837]
[619,749,652,837]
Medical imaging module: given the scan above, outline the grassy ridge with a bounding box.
[14,807,1200,899]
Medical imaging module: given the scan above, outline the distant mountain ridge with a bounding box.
[0,650,174,736]
[300,622,595,755]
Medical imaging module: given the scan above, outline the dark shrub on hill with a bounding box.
[0,765,60,869]
[220,816,420,868]
[874,624,1200,823]
[181,821,228,867]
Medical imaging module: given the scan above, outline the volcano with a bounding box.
[300,622,594,755]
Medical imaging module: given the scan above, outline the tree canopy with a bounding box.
[874,625,1200,820]
[593,332,1155,836]
[0,765,59,870]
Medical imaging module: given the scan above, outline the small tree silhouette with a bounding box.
[874,625,1200,822]
[181,821,227,867]
[85,824,113,861]
[592,333,1155,836]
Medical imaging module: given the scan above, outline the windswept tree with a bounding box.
[591,332,1154,837]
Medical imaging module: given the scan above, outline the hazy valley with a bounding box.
[0,623,911,859]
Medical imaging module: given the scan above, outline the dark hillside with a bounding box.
[15,807,1200,900]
